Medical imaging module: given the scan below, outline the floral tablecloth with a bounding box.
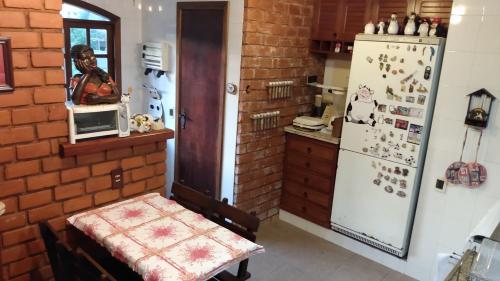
[67,193,265,281]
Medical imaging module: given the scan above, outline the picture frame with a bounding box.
[0,37,15,94]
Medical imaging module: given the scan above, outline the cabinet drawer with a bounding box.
[286,151,334,177]
[280,192,331,228]
[287,134,337,161]
[283,180,330,209]
[285,165,333,194]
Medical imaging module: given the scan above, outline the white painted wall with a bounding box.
[282,1,500,280]
[141,0,244,201]
[81,0,144,114]
[323,58,351,113]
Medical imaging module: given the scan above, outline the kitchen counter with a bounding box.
[284,126,340,145]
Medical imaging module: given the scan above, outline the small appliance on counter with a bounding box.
[292,116,325,131]
[67,101,130,144]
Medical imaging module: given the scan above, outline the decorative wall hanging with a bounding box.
[267,81,293,100]
[251,111,280,132]
[445,128,488,187]
[0,37,14,93]
[465,88,496,128]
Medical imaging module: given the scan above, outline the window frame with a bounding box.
[62,0,121,93]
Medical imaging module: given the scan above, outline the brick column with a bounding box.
[234,0,325,220]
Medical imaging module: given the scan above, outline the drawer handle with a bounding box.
[303,192,308,198]
[306,147,312,153]
[305,162,310,168]
[303,177,309,183]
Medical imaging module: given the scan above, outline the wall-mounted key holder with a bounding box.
[267,81,293,100]
[251,111,280,132]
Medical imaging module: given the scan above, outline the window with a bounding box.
[61,1,121,92]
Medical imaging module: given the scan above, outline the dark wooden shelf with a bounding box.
[59,129,175,157]
[310,39,353,59]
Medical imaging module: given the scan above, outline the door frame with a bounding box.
[175,1,228,198]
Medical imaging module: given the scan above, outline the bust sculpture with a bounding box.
[70,44,120,105]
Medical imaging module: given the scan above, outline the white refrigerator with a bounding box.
[331,34,445,257]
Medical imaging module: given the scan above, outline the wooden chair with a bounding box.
[39,222,65,281]
[56,241,118,281]
[171,181,214,218]
[171,182,261,281]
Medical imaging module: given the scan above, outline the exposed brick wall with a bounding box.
[0,1,167,280]
[234,0,325,220]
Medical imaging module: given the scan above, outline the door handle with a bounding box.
[179,109,187,129]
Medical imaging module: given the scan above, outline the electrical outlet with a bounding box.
[435,178,447,193]
[111,168,123,189]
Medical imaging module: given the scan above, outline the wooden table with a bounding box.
[67,193,264,281]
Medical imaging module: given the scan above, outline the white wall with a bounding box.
[323,58,351,113]
[141,0,244,201]
[282,1,500,280]
[81,0,144,114]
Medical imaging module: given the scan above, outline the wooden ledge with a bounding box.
[59,129,174,157]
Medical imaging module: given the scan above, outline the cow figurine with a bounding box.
[345,85,378,126]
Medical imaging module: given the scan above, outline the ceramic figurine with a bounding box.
[70,45,121,105]
[418,18,430,36]
[387,14,399,35]
[377,20,386,35]
[429,17,441,37]
[404,13,416,35]
[364,21,376,34]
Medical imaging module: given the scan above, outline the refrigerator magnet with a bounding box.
[388,168,392,173]
[391,177,398,184]
[386,64,391,72]
[399,69,405,74]
[417,84,428,93]
[384,186,394,193]
[382,166,387,171]
[400,58,405,63]
[377,172,383,178]
[417,95,426,105]
[406,96,415,103]
[345,86,377,127]
[400,180,407,189]
[394,167,402,175]
[402,169,409,177]
[378,104,387,112]
[395,119,409,130]
[392,70,398,75]
[424,66,432,80]
[366,56,374,63]
[384,175,390,181]
[418,60,424,66]
[409,108,424,118]
[409,84,414,93]
[390,56,397,62]
[379,62,384,70]
[413,45,417,52]
[401,85,406,92]
[373,179,382,186]
[407,45,411,51]
[397,191,406,198]
[395,95,403,102]
[407,124,423,145]
[402,143,407,149]
[389,131,395,137]
[394,152,403,159]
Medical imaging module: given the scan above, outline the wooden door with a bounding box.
[312,0,341,40]
[336,0,373,41]
[176,2,226,198]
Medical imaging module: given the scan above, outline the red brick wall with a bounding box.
[0,1,166,280]
[234,0,325,220]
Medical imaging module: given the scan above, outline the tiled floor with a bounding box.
[237,219,416,281]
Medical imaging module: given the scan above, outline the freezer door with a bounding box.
[331,149,418,252]
[340,39,442,168]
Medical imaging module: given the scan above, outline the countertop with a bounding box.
[284,125,340,145]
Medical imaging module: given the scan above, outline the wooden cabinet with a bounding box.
[280,133,339,228]
[310,0,453,55]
